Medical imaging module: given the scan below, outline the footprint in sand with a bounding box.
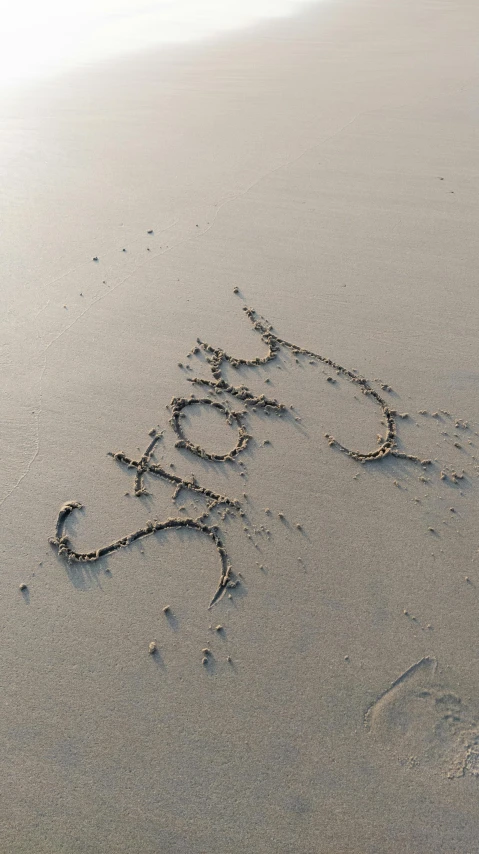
[365,657,479,778]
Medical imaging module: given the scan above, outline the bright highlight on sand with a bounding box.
[0,0,317,86]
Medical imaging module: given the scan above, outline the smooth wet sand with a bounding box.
[1,0,479,851]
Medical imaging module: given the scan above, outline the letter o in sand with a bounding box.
[170,397,250,461]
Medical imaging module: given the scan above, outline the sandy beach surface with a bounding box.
[1,0,479,851]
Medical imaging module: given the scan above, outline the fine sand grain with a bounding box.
[1,0,479,851]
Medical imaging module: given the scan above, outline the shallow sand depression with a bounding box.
[1,0,479,852]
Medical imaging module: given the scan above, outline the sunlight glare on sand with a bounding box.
[0,0,318,87]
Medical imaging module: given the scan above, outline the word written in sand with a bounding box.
[50,299,430,608]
